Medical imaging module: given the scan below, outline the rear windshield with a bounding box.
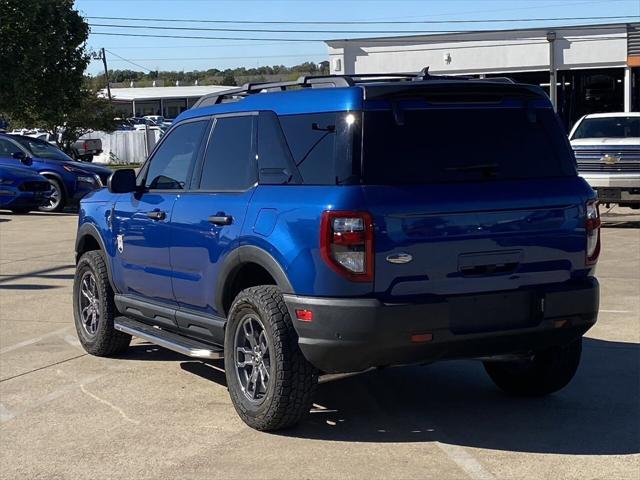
[572,116,640,139]
[361,107,576,184]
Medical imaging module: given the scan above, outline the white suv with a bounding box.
[569,112,640,208]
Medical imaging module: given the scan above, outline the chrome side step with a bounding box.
[114,317,223,359]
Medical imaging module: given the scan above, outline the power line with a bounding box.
[107,53,327,61]
[90,24,631,44]
[104,49,154,72]
[86,14,640,25]
[88,22,529,35]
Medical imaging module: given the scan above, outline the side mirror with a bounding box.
[12,151,32,166]
[108,168,137,193]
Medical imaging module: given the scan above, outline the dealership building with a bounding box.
[105,85,231,119]
[326,22,640,128]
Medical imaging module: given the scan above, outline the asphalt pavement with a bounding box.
[0,207,638,480]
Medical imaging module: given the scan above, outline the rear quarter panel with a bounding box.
[243,185,372,297]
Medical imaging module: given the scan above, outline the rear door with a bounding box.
[111,119,209,310]
[169,114,257,339]
[360,102,591,301]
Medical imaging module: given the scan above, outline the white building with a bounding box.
[326,22,640,127]
[103,85,232,119]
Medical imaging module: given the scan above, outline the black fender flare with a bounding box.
[39,171,68,198]
[215,245,293,315]
[75,223,118,293]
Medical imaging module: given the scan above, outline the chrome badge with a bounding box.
[601,154,621,165]
[117,234,124,253]
[386,253,413,264]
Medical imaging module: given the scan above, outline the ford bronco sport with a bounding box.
[73,72,600,431]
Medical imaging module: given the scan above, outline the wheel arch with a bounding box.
[75,223,117,292]
[39,171,68,198]
[217,246,293,317]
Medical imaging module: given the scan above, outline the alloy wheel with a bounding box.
[78,271,100,336]
[234,313,272,402]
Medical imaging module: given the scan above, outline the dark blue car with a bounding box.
[0,134,112,212]
[73,72,600,431]
[0,164,51,213]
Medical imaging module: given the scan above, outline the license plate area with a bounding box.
[449,291,539,334]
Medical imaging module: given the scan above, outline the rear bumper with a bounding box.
[284,278,599,373]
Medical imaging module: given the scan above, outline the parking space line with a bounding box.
[0,404,15,422]
[435,442,497,480]
[0,326,71,355]
[79,384,140,425]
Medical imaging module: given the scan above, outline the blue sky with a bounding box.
[76,0,640,75]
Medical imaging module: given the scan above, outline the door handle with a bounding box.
[208,214,233,226]
[147,210,166,221]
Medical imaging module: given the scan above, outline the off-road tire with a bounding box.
[73,251,131,356]
[225,285,318,431]
[484,338,582,396]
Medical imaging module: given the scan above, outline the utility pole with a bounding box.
[101,47,112,101]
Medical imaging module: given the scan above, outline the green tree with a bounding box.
[0,0,88,125]
[221,73,237,86]
[0,0,114,144]
[56,89,116,151]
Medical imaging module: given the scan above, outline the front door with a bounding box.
[111,119,209,307]
[170,114,257,336]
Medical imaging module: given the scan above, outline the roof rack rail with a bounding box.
[192,69,516,108]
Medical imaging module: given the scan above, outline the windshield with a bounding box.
[572,116,640,139]
[11,137,72,161]
[361,107,575,184]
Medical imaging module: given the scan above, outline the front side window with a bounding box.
[199,116,255,190]
[572,116,640,139]
[145,120,207,190]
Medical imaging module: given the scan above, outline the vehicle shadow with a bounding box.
[283,337,639,455]
[122,337,639,455]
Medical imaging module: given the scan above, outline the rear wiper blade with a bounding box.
[446,163,499,172]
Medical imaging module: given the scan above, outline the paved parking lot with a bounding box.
[0,208,638,480]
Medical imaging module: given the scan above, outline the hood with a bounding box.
[571,138,640,147]
[0,165,47,181]
[37,158,112,175]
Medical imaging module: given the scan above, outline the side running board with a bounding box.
[114,317,223,359]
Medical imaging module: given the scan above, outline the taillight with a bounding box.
[83,142,88,150]
[585,200,601,266]
[320,211,374,282]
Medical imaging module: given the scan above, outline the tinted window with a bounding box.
[11,137,70,161]
[0,138,22,156]
[572,116,640,139]
[362,107,575,184]
[279,112,358,185]
[200,116,255,190]
[145,120,207,190]
[257,112,299,185]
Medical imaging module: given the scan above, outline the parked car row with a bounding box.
[0,133,112,212]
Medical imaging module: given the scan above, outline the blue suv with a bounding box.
[0,134,112,211]
[73,73,600,431]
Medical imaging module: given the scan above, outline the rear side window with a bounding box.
[362,107,575,184]
[199,116,255,190]
[145,120,207,190]
[278,112,359,185]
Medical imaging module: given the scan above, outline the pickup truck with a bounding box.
[570,112,640,208]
